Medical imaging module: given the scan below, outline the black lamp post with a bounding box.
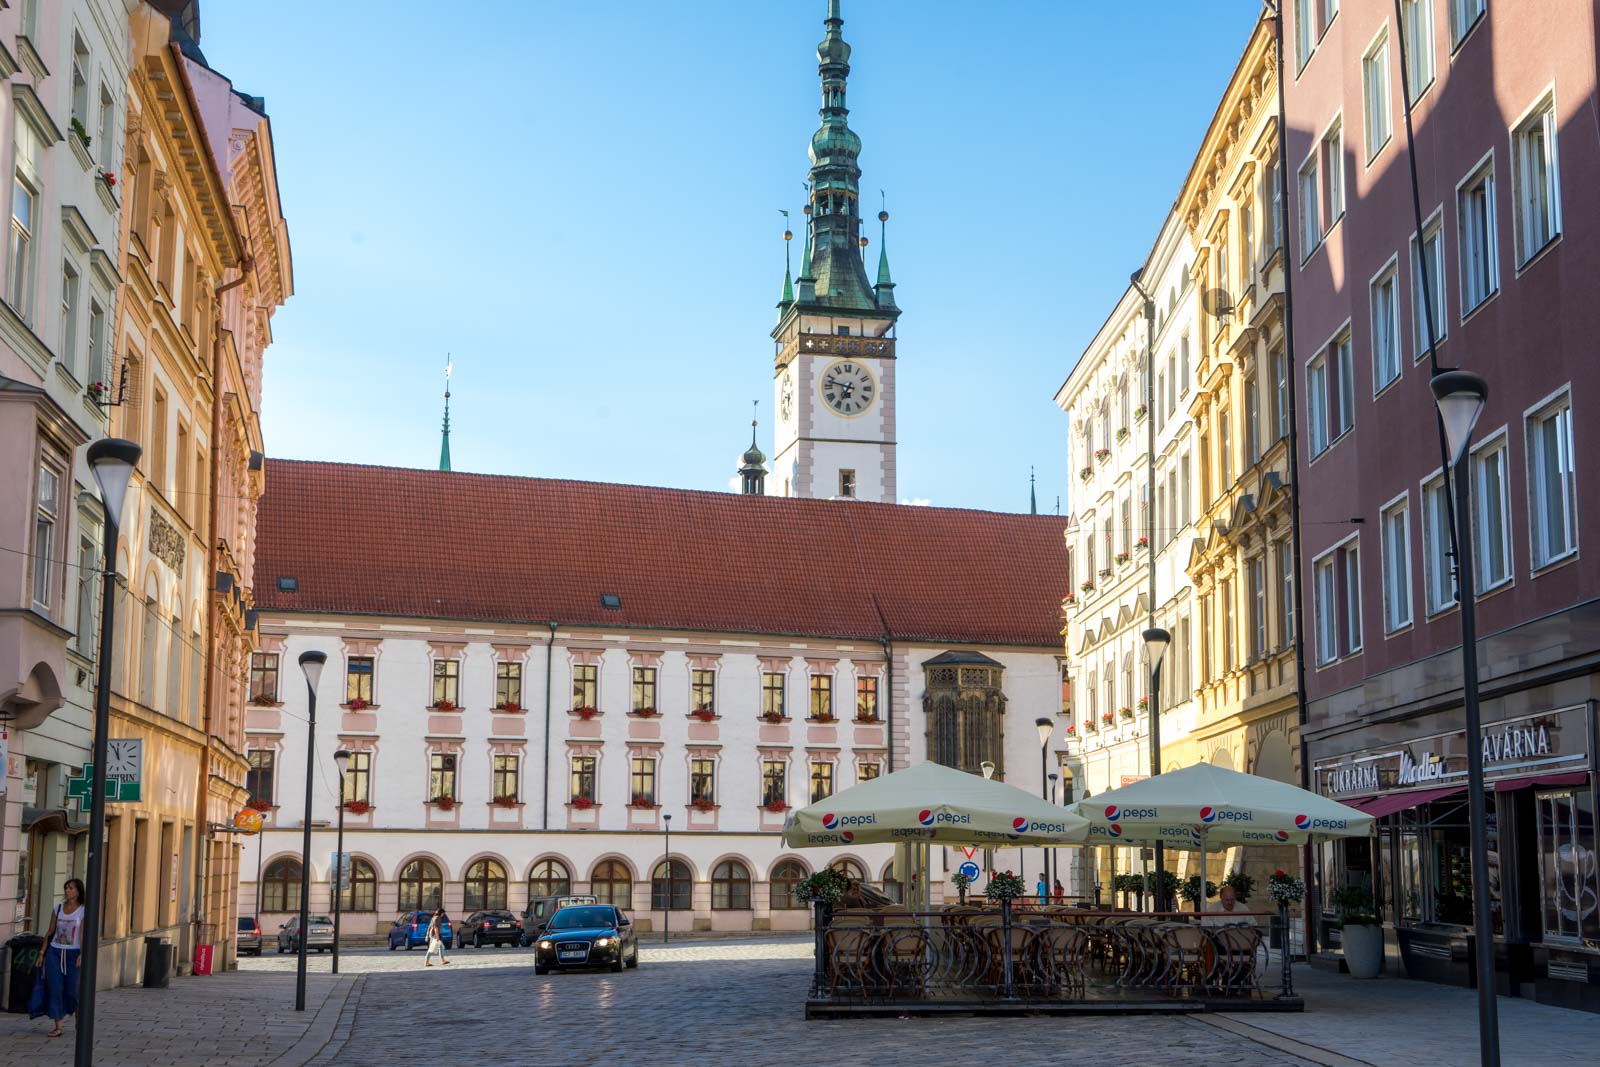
[979,761,996,879]
[75,438,140,1067]
[294,650,326,1011]
[1431,369,1499,1066]
[1034,718,1053,899]
[331,748,350,976]
[1142,627,1171,910]
[662,812,672,944]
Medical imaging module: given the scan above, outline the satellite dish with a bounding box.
[1201,288,1235,318]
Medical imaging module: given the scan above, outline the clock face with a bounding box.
[779,371,795,422]
[819,359,876,417]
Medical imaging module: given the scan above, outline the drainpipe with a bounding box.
[542,620,558,828]
[879,636,895,773]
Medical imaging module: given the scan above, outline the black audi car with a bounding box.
[532,904,638,974]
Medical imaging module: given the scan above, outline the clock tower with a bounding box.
[771,0,900,504]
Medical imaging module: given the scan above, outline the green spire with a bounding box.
[874,197,896,309]
[779,211,794,308]
[439,357,452,472]
[1029,466,1037,515]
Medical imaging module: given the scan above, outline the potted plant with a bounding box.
[1118,705,1133,721]
[632,705,658,717]
[572,705,598,719]
[494,700,522,713]
[691,796,716,813]
[343,799,370,814]
[431,795,455,811]
[1222,871,1255,904]
[1080,580,1095,594]
[246,798,273,812]
[571,795,594,810]
[1331,885,1383,978]
[795,868,847,909]
[1061,592,1077,606]
[345,697,370,711]
[1136,696,1148,712]
[70,117,91,149]
[1134,403,1148,420]
[1145,870,1180,911]
[1136,535,1149,550]
[1095,448,1112,462]
[97,168,116,189]
[430,698,457,712]
[1114,551,1130,565]
[492,795,518,808]
[1268,869,1306,956]
[1064,723,1076,736]
[951,870,973,904]
[763,798,787,813]
[985,870,1027,904]
[1179,875,1218,906]
[87,380,111,404]
[1084,718,1098,733]
[1101,712,1115,727]
[1115,427,1130,443]
[629,793,656,810]
[760,710,785,725]
[1097,567,1112,578]
[1079,466,1094,482]
[810,710,836,724]
[691,707,717,722]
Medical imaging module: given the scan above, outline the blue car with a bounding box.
[387,910,453,950]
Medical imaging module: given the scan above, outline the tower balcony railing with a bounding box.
[779,333,895,364]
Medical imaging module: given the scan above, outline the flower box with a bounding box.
[760,710,785,724]
[1094,448,1112,462]
[571,795,594,810]
[97,169,117,190]
[87,380,112,404]
[70,117,92,148]
[1064,724,1077,736]
[853,713,879,725]
[1118,706,1133,720]
[492,796,518,808]
[1101,712,1115,726]
[630,794,657,810]
[1134,403,1148,420]
[494,701,522,713]
[690,707,717,722]
[1078,467,1094,482]
[1137,696,1149,710]
[808,712,836,724]
[1115,428,1129,443]
[1115,552,1130,565]
[1097,568,1112,578]
[572,705,598,720]
[1085,719,1098,733]
[1061,593,1077,606]
[345,697,371,711]
[691,797,716,813]
[343,800,370,814]
[1079,581,1095,594]
[430,796,456,811]
[246,798,273,812]
[763,799,788,813]
[430,699,458,712]
[632,706,658,717]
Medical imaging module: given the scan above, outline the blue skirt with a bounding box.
[29,945,80,1021]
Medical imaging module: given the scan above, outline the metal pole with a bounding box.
[662,814,671,944]
[1039,741,1049,902]
[1130,274,1166,915]
[332,790,344,976]
[295,681,316,1011]
[1453,453,1501,1066]
[254,832,264,927]
[1149,660,1164,908]
[74,515,120,1067]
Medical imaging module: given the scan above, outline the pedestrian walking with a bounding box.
[30,878,86,1037]
[424,908,450,967]
[1036,874,1048,905]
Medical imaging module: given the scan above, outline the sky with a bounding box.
[201,0,1263,514]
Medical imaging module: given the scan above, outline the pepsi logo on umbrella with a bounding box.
[919,809,935,826]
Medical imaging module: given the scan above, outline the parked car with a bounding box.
[387,910,453,951]
[519,894,598,946]
[237,916,264,957]
[456,910,522,949]
[277,915,334,954]
[532,904,637,974]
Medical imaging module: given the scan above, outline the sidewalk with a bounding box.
[0,968,356,1067]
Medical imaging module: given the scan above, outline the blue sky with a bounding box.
[202,1,1262,513]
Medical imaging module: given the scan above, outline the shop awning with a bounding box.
[1493,771,1589,792]
[1346,785,1464,819]
[21,807,89,836]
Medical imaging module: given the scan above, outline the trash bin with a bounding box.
[5,934,45,1013]
[142,936,173,989]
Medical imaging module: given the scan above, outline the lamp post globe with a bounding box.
[1430,370,1489,465]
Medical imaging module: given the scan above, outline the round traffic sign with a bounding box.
[957,861,981,882]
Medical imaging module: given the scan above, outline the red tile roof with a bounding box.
[254,460,1070,648]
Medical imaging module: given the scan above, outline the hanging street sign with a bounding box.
[234,808,265,834]
[331,852,353,891]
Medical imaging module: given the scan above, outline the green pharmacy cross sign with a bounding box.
[66,739,144,811]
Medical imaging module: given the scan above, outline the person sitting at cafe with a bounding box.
[1202,882,1245,926]
[840,879,869,909]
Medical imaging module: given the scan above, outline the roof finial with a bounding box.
[439,356,453,472]
[874,190,896,309]
[739,399,767,495]
[1030,466,1037,515]
[779,209,794,309]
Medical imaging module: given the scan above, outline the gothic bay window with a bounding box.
[856,676,879,722]
[345,656,374,707]
[248,652,279,704]
[571,663,598,712]
[431,659,459,710]
[343,752,371,807]
[429,753,457,804]
[923,653,1006,778]
[810,760,834,803]
[760,671,786,720]
[245,750,275,808]
[495,662,523,710]
[630,756,657,808]
[690,758,716,807]
[631,666,657,713]
[808,674,834,721]
[761,760,787,809]
[492,754,519,804]
[691,668,716,715]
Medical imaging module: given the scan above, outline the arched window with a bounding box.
[591,859,631,908]
[651,859,692,911]
[711,860,751,910]
[262,858,301,912]
[463,858,507,912]
[770,859,809,910]
[528,858,571,898]
[337,857,377,913]
[830,858,867,882]
[138,577,160,708]
[397,858,443,912]
[1122,652,1135,717]
[1085,669,1097,723]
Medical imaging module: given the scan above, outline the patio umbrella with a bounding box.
[1065,761,1374,848]
[783,760,1089,848]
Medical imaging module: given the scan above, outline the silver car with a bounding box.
[277,915,335,954]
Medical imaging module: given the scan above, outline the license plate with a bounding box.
[559,950,585,960]
[495,923,510,928]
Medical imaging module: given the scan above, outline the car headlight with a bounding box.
[593,936,612,947]
[538,940,552,950]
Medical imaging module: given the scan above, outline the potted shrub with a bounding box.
[1145,870,1180,911]
[492,795,518,808]
[763,798,787,813]
[1332,885,1384,978]
[494,700,522,713]
[343,799,370,815]
[633,705,658,717]
[571,795,594,810]
[691,796,716,812]
[430,698,457,712]
[691,707,717,722]
[1179,875,1218,906]
[246,798,273,812]
[985,870,1027,904]
[431,795,455,811]
[951,870,972,905]
[345,697,370,711]
[572,705,598,720]
[760,710,785,725]
[1222,871,1255,904]
[629,793,656,810]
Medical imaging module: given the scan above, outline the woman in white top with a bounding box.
[31,877,86,1037]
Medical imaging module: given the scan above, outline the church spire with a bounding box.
[874,195,897,310]
[778,212,795,309]
[439,356,452,472]
[1030,466,1037,515]
[738,401,767,495]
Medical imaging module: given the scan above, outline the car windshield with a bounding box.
[481,912,513,920]
[309,917,333,925]
[548,906,616,930]
[238,918,256,930]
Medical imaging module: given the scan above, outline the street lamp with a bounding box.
[662,812,672,945]
[1142,627,1171,910]
[979,761,995,780]
[1430,369,1499,1066]
[331,748,350,976]
[979,761,996,878]
[294,650,326,1011]
[76,437,141,1067]
[1034,718,1053,899]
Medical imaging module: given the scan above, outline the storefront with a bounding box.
[1312,703,1598,1011]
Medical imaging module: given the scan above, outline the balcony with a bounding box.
[778,332,895,365]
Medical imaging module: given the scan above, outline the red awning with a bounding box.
[1347,785,1466,819]
[1494,771,1590,792]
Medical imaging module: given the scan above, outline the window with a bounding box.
[1401,0,1436,99]
[1242,201,1254,284]
[1381,498,1413,633]
[492,754,519,802]
[1321,121,1345,227]
[630,756,657,806]
[690,758,716,804]
[75,533,99,659]
[1458,160,1498,312]
[1250,557,1267,659]
[432,658,460,707]
[770,859,809,909]
[529,859,571,898]
[1180,453,1191,529]
[429,754,457,801]
[1218,405,1232,488]
[712,860,752,910]
[345,656,374,704]
[1535,790,1600,943]
[761,760,787,806]
[1221,578,1235,671]
[591,860,631,908]
[631,666,657,711]
[1165,352,1177,416]
[1363,32,1392,159]
[1411,216,1446,356]
[1245,374,1259,464]
[1450,0,1486,47]
[1471,436,1512,590]
[810,760,834,803]
[10,170,37,312]
[760,670,786,718]
[70,36,91,131]
[174,422,191,521]
[464,859,508,912]
[261,858,301,913]
[855,676,879,721]
[1307,354,1329,455]
[1422,473,1458,613]
[246,750,275,806]
[570,663,597,710]
[838,469,856,498]
[1268,159,1284,252]
[1371,265,1400,391]
[61,263,81,375]
[343,752,371,805]
[1299,155,1321,255]
[570,756,596,803]
[651,859,692,911]
[495,662,522,708]
[1512,96,1560,264]
[339,858,377,913]
[808,674,833,719]
[30,461,60,611]
[1279,542,1296,646]
[1527,394,1576,568]
[690,668,716,713]
[1179,334,1190,397]
[97,85,117,165]
[87,300,106,386]
[397,858,443,912]
[859,762,881,782]
[1294,0,1315,68]
[1314,538,1362,664]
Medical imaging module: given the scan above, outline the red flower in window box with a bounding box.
[691,797,716,812]
[99,169,116,187]
[1064,724,1076,736]
[430,796,455,810]
[571,795,594,810]
[633,706,658,717]
[630,794,657,810]
[760,710,785,725]
[1101,712,1115,726]
[853,710,878,724]
[690,707,716,722]
[494,701,522,713]
[763,798,788,813]
[492,795,518,808]
[343,799,370,814]
[809,710,836,724]
[246,798,272,812]
[573,705,598,720]
[345,697,370,711]
[430,699,457,712]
